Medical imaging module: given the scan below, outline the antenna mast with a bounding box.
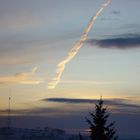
[7,97,11,129]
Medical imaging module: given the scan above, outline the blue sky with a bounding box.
[0,0,140,136]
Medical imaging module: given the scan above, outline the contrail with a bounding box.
[48,0,112,89]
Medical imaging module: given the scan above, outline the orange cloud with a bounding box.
[0,67,43,85]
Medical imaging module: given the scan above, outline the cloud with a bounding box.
[0,107,63,116]
[1,97,139,117]
[42,97,140,114]
[60,80,117,85]
[0,67,43,85]
[0,105,82,118]
[86,34,140,49]
[44,98,98,104]
[111,11,120,15]
[43,97,138,106]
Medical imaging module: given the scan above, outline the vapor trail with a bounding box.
[48,0,112,89]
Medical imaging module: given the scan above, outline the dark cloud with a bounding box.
[0,107,70,117]
[44,98,98,104]
[1,98,139,117]
[43,98,140,112]
[111,11,120,15]
[86,34,140,49]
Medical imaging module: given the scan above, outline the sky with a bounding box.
[0,0,140,136]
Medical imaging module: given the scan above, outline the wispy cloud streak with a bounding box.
[60,80,118,85]
[48,0,112,89]
[0,67,43,85]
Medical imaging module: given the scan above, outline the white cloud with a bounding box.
[60,80,119,85]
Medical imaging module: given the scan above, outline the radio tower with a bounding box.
[7,96,11,129]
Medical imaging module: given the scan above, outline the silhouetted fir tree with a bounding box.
[79,133,84,140]
[86,97,118,140]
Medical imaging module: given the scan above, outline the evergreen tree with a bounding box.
[86,98,118,140]
[79,133,84,140]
